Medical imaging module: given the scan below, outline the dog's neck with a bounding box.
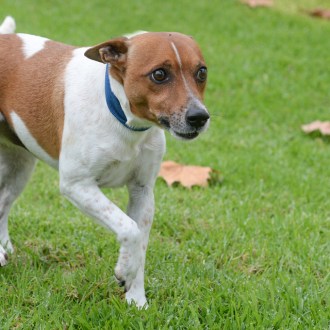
[106,65,151,132]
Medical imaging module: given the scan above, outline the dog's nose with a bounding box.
[186,108,210,128]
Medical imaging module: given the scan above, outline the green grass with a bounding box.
[1,0,330,328]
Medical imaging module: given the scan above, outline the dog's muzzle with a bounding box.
[159,106,210,141]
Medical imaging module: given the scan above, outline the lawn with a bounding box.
[0,0,329,328]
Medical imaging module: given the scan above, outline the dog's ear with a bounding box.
[84,37,129,68]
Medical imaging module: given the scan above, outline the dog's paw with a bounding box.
[114,243,143,292]
[0,245,9,267]
[125,286,148,309]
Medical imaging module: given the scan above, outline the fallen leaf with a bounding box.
[308,8,330,20]
[241,0,273,8]
[301,120,330,136]
[159,161,216,188]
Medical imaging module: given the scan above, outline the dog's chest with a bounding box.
[90,130,165,188]
[96,157,138,187]
[90,136,154,188]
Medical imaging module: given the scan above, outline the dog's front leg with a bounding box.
[123,182,155,308]
[59,177,143,294]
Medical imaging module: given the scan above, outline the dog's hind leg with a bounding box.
[0,144,36,266]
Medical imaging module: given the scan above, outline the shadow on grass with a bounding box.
[302,132,330,144]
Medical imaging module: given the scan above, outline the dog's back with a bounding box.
[0,17,22,147]
[0,19,75,158]
[0,16,17,101]
[0,34,21,104]
[0,16,16,111]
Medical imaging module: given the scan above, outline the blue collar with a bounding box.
[104,64,150,132]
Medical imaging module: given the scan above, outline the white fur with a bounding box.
[124,30,147,39]
[171,42,190,93]
[0,145,36,265]
[18,33,49,59]
[0,44,165,307]
[58,48,165,307]
[0,245,8,266]
[10,112,58,168]
[0,16,16,34]
[0,29,208,308]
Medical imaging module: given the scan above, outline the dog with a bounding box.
[0,16,210,307]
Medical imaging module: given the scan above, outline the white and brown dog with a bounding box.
[0,16,209,307]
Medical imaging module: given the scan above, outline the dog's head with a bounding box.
[85,32,209,140]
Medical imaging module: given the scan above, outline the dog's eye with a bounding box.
[196,67,207,82]
[150,69,168,83]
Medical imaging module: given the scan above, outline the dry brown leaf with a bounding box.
[159,161,214,188]
[241,0,273,8]
[301,120,330,136]
[308,8,330,20]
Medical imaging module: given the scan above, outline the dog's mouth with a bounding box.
[159,117,171,130]
[172,131,199,140]
[158,119,199,140]
[158,117,201,140]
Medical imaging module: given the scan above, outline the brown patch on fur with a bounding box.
[0,34,75,158]
[85,37,128,85]
[123,33,207,125]
[84,32,207,126]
